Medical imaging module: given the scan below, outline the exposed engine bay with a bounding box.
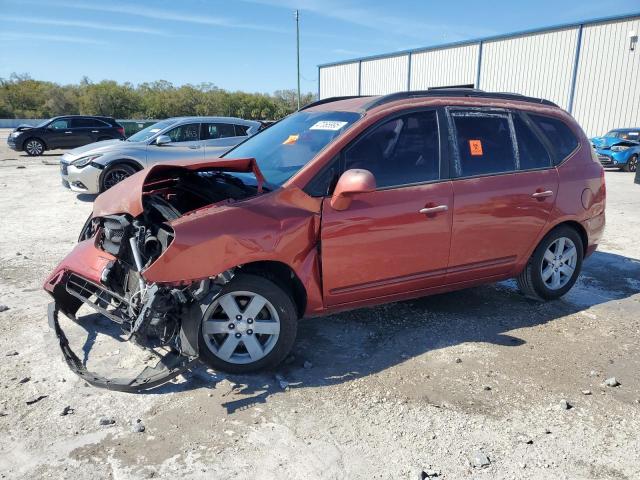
[47,167,264,392]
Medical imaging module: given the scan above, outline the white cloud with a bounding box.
[0,31,108,45]
[0,15,169,35]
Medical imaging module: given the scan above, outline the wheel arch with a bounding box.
[239,260,307,319]
[22,136,47,151]
[540,220,589,257]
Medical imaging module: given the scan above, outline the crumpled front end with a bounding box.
[43,158,270,391]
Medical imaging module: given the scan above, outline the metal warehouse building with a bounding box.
[318,13,639,136]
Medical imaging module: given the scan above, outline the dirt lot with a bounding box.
[0,128,638,479]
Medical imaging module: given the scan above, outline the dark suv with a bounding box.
[8,115,125,156]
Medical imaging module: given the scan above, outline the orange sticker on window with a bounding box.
[282,134,299,145]
[469,139,483,156]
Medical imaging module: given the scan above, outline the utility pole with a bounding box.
[295,9,301,110]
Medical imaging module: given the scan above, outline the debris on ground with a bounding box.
[0,305,9,313]
[582,390,592,395]
[99,417,116,426]
[5,350,18,356]
[603,377,620,387]
[470,451,491,468]
[560,399,572,410]
[483,385,491,391]
[18,377,30,384]
[455,358,462,363]
[132,419,145,433]
[25,395,47,405]
[419,468,441,478]
[60,406,74,416]
[275,374,290,390]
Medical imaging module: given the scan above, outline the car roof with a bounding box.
[167,116,261,126]
[303,89,560,114]
[608,128,640,132]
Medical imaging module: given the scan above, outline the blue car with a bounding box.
[591,128,639,172]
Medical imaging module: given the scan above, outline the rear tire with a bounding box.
[622,155,638,173]
[517,226,583,300]
[198,274,298,374]
[24,138,45,156]
[100,163,137,191]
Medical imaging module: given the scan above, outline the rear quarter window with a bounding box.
[529,114,579,165]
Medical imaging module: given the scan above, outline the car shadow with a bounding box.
[67,250,640,404]
[76,193,98,202]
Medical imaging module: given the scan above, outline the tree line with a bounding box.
[0,73,316,120]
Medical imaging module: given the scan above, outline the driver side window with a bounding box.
[343,111,440,189]
[49,119,69,130]
[166,123,200,142]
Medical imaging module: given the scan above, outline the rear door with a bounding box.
[445,108,558,283]
[320,109,453,307]
[69,118,97,147]
[147,122,204,164]
[202,122,247,157]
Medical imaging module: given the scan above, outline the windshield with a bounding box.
[605,130,640,141]
[36,119,50,127]
[127,119,177,142]
[223,110,361,186]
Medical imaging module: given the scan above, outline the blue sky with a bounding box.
[0,0,637,93]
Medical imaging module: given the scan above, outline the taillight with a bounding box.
[117,127,125,137]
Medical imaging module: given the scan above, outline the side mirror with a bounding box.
[330,169,376,211]
[155,135,172,146]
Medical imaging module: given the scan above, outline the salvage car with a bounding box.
[44,89,606,391]
[8,115,125,156]
[591,128,639,172]
[60,116,261,193]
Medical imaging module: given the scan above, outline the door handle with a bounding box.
[419,205,448,215]
[531,190,554,199]
[91,130,99,133]
[64,131,72,134]
[188,145,201,149]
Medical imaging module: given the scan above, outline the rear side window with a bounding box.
[343,110,440,188]
[529,114,578,164]
[71,118,108,128]
[202,123,237,139]
[235,125,249,136]
[513,115,552,170]
[449,111,516,177]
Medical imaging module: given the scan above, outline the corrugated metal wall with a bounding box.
[479,28,579,109]
[360,55,409,95]
[410,44,479,90]
[319,62,359,98]
[318,14,640,136]
[571,17,640,136]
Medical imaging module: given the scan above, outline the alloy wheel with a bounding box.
[540,237,577,290]
[25,140,43,156]
[103,168,132,189]
[629,156,638,172]
[201,291,281,364]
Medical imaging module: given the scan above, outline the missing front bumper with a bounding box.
[47,302,198,392]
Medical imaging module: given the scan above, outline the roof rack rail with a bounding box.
[299,95,370,111]
[363,88,558,110]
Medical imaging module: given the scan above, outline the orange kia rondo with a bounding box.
[44,89,605,391]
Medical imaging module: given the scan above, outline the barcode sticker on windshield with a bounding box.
[309,121,348,131]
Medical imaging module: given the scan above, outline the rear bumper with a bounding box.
[582,211,605,258]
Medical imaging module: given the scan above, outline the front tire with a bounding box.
[517,226,583,300]
[198,274,298,374]
[100,163,137,191]
[622,155,638,173]
[24,138,45,156]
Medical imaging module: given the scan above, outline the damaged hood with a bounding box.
[93,157,266,217]
[591,136,639,149]
[63,139,131,159]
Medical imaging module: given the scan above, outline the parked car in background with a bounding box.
[591,128,639,172]
[7,115,125,156]
[59,116,261,193]
[45,89,605,389]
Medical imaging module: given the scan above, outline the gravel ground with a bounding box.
[0,128,639,479]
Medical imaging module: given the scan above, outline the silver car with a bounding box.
[60,116,261,193]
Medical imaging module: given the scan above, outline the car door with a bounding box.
[320,109,453,307]
[445,108,559,283]
[46,118,75,148]
[202,122,246,157]
[68,118,95,147]
[147,123,204,164]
